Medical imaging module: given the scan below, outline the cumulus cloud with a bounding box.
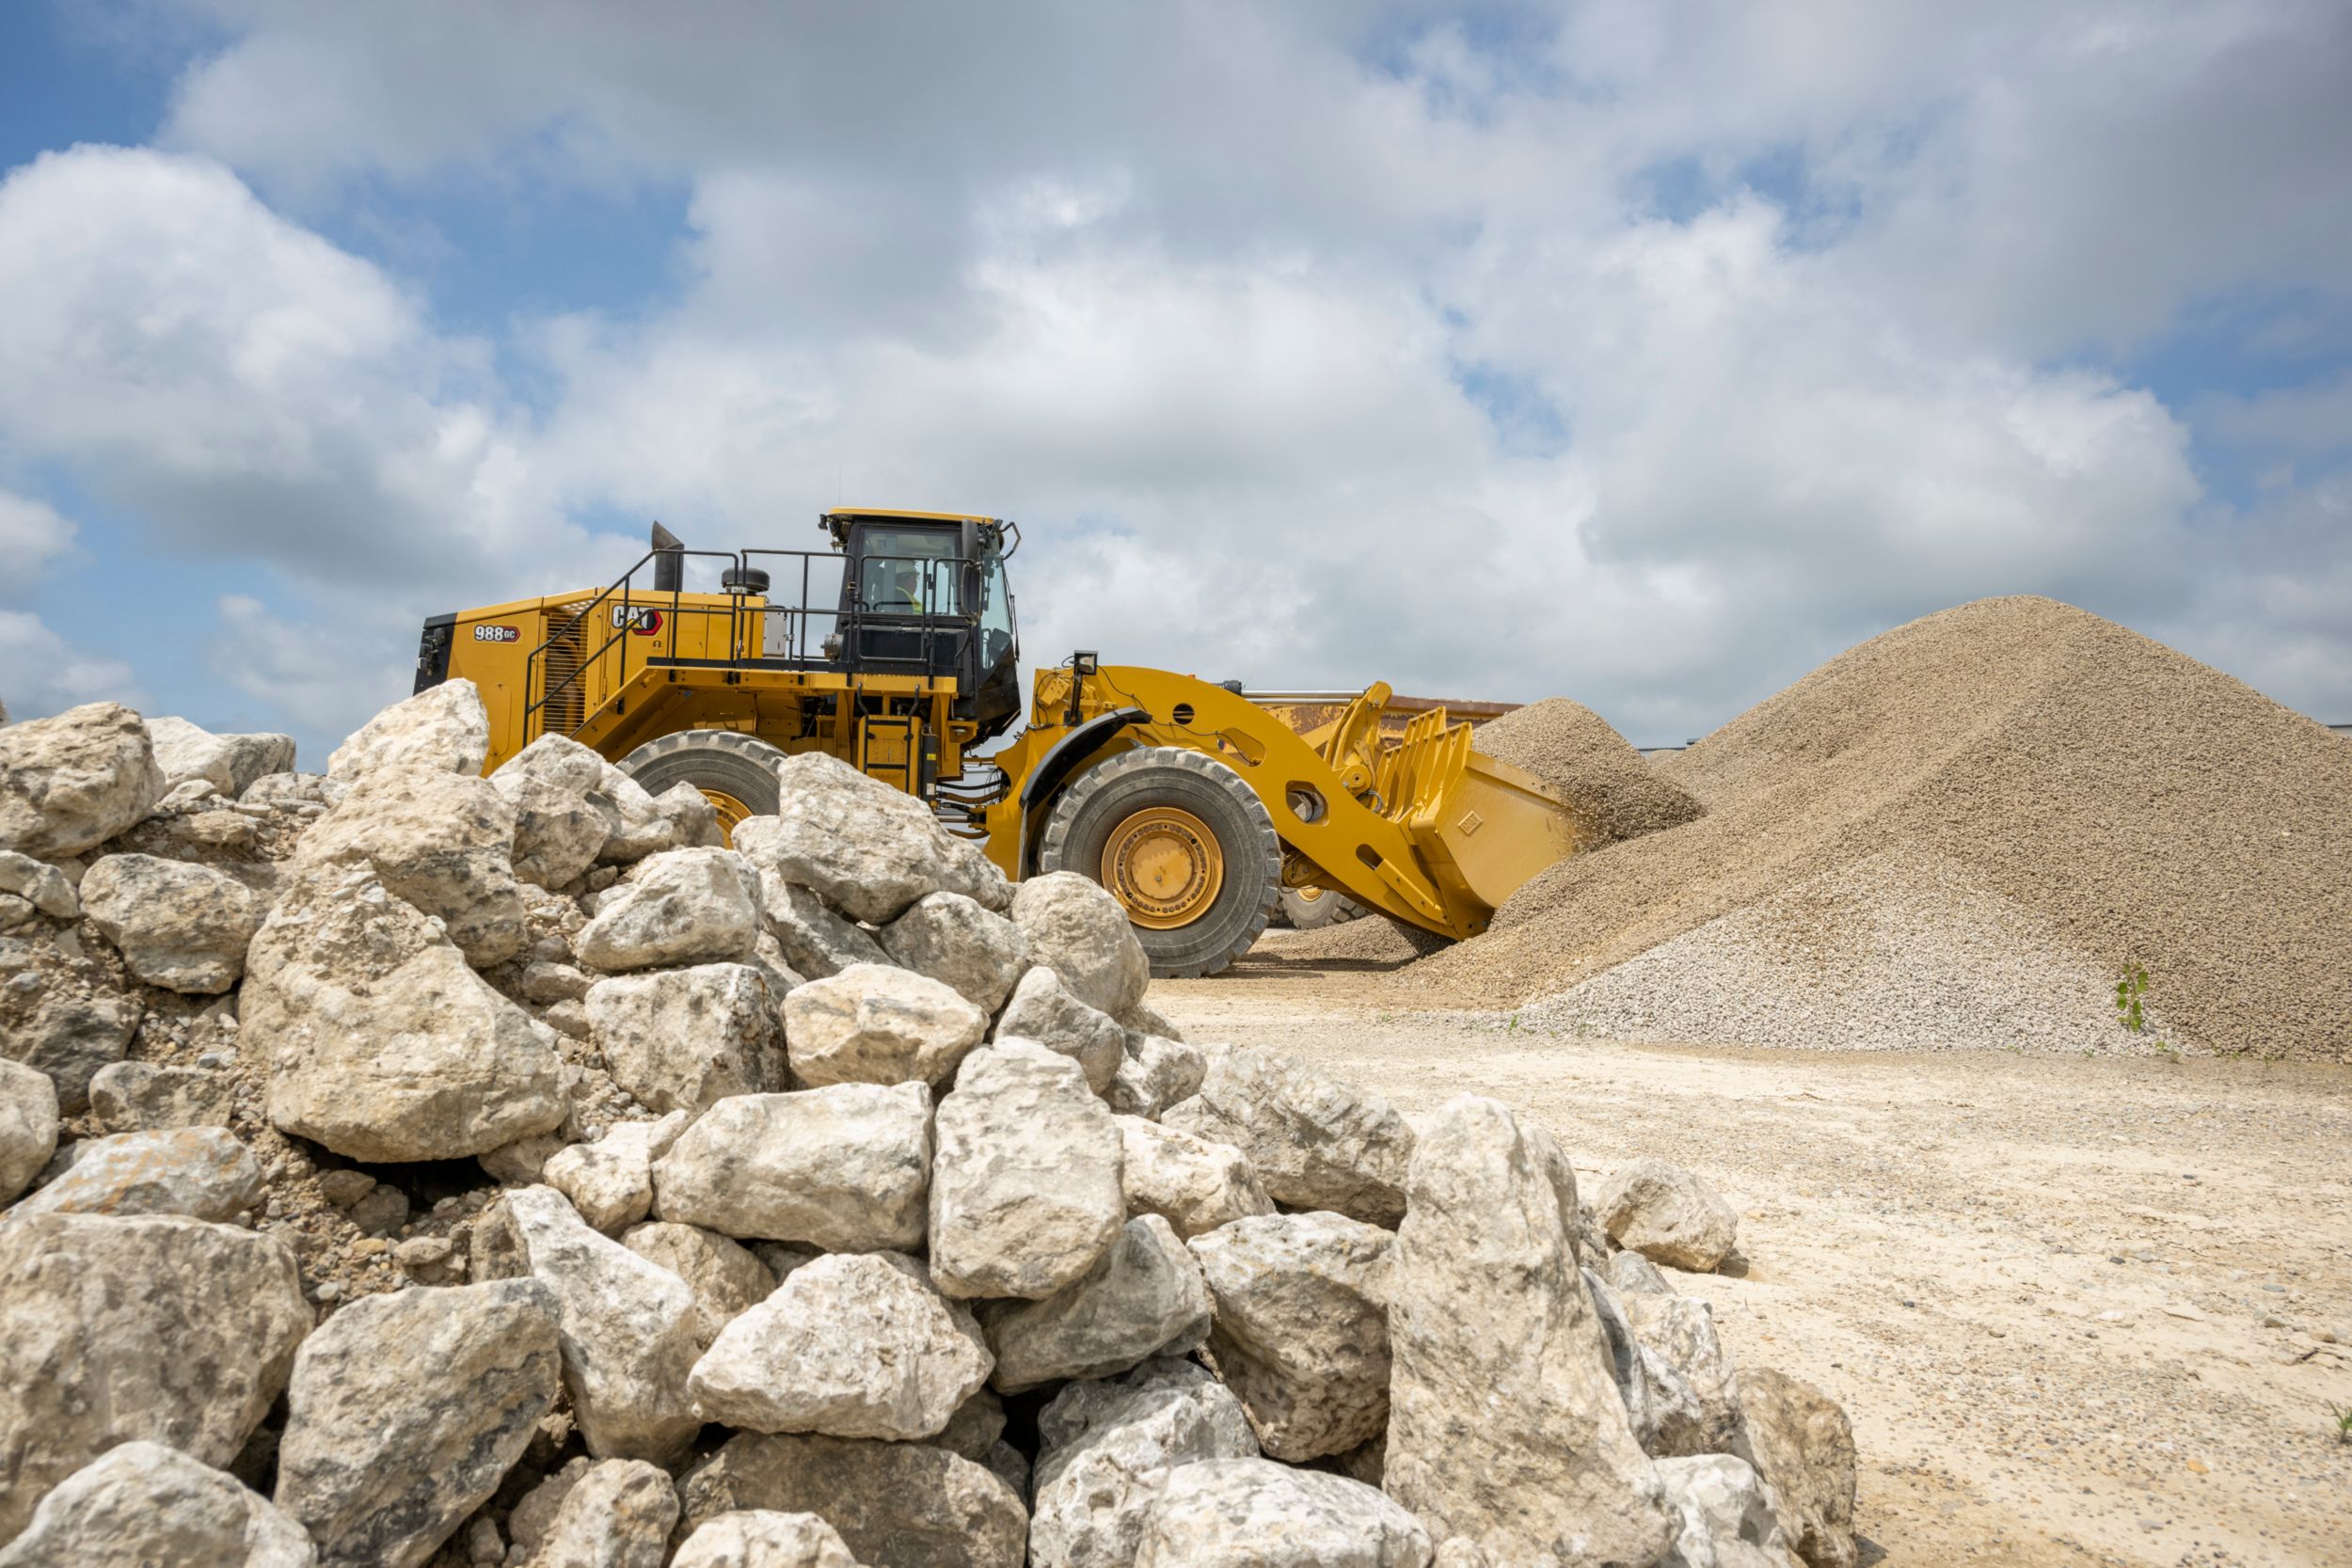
[0,491,79,597]
[0,610,149,720]
[0,0,2334,746]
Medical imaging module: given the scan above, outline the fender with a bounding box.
[1016,706,1148,874]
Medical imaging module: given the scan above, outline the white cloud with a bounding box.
[0,610,149,721]
[0,491,78,597]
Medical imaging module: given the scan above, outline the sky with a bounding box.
[1,1,2347,764]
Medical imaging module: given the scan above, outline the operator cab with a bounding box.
[820,509,1024,744]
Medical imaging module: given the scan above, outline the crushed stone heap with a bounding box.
[1403,597,2352,1062]
[0,687,1853,1568]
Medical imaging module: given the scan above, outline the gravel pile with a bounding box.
[1472,698,1704,844]
[1407,596,2352,1061]
[0,687,1861,1568]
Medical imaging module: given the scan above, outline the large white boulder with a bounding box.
[687,1251,993,1440]
[0,702,166,859]
[576,847,763,972]
[1030,1356,1261,1568]
[0,1213,310,1544]
[1105,1035,1209,1120]
[737,752,1009,924]
[327,679,490,782]
[930,1039,1124,1301]
[993,964,1127,1093]
[544,1112,691,1234]
[0,1441,314,1567]
[296,767,529,966]
[586,963,787,1113]
[1594,1157,1741,1274]
[274,1279,563,1568]
[1161,1048,1414,1227]
[497,769,613,890]
[1625,1289,1746,1459]
[879,891,1030,1013]
[981,1212,1212,1392]
[522,1457,679,1568]
[245,867,567,1162]
[506,1184,706,1465]
[1187,1212,1394,1462]
[8,1126,263,1224]
[671,1511,860,1568]
[1132,1458,1432,1568]
[148,715,296,798]
[1736,1368,1857,1568]
[1585,1267,1706,1461]
[0,1057,59,1206]
[652,1084,931,1252]
[679,1433,1026,1568]
[1117,1115,1272,1240]
[77,852,264,993]
[783,962,989,1089]
[0,849,76,920]
[621,1222,776,1349]
[1655,1453,1802,1568]
[750,870,888,979]
[1009,871,1150,1018]
[1384,1096,1671,1568]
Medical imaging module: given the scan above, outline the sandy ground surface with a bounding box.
[1155,955,2352,1568]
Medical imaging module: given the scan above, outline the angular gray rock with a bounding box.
[1161,1048,1413,1227]
[0,946,142,1116]
[930,1040,1124,1300]
[495,733,610,798]
[993,965,1125,1092]
[983,1214,1212,1392]
[1118,1116,1272,1239]
[8,1126,264,1224]
[746,866,889,980]
[880,891,1030,1013]
[739,752,1009,924]
[0,1441,314,1567]
[1133,1459,1432,1568]
[687,1251,993,1439]
[1384,1095,1671,1568]
[0,702,167,859]
[671,1511,861,1568]
[576,847,763,972]
[275,1279,563,1568]
[1009,871,1150,1018]
[87,1060,237,1132]
[0,849,77,919]
[1655,1454,1800,1568]
[1188,1211,1394,1461]
[1104,1035,1208,1119]
[0,1212,310,1543]
[297,768,529,967]
[0,1056,58,1205]
[1624,1290,1746,1460]
[653,1083,931,1251]
[620,1222,775,1349]
[586,963,786,1113]
[524,1458,679,1568]
[1594,1158,1741,1274]
[246,867,567,1162]
[1030,1357,1261,1568]
[782,962,988,1089]
[77,852,264,993]
[149,715,297,798]
[592,766,679,864]
[1585,1267,1706,1462]
[544,1113,691,1234]
[1736,1368,1856,1568]
[679,1433,1026,1568]
[501,770,614,890]
[327,679,490,782]
[507,1184,706,1465]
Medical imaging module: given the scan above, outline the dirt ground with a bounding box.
[1155,953,2352,1568]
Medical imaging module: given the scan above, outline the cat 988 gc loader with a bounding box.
[415,512,1593,976]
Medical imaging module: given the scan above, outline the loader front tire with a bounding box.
[615,729,788,841]
[1039,747,1281,978]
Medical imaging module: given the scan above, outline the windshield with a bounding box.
[978,554,1014,666]
[858,526,961,614]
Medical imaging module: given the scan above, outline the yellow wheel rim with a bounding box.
[701,787,754,846]
[1102,806,1224,929]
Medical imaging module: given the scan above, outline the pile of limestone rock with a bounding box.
[0,683,1858,1568]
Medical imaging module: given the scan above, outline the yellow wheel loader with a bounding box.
[416,512,1592,976]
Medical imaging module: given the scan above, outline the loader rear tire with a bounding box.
[1279,885,1364,930]
[615,730,788,841]
[1039,747,1280,979]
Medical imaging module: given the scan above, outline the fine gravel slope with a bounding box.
[1472,697,1705,843]
[1400,596,2352,1061]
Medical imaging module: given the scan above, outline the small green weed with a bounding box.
[2330,1402,2352,1445]
[2114,964,2150,1034]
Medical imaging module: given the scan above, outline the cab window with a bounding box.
[859,527,960,614]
